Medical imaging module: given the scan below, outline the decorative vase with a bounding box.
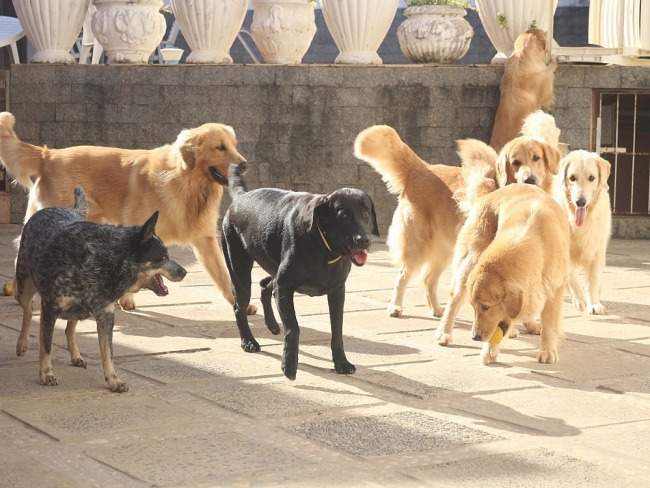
[475,0,559,64]
[321,0,399,64]
[91,0,167,64]
[13,0,90,63]
[250,0,317,64]
[397,5,473,64]
[170,0,248,64]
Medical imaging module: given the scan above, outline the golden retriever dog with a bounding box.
[520,110,569,156]
[354,125,469,318]
[490,28,557,152]
[452,184,569,365]
[0,111,255,313]
[436,135,561,345]
[554,149,612,315]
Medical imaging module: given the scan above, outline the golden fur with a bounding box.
[490,28,557,152]
[554,149,612,315]
[354,125,487,318]
[455,184,569,364]
[0,111,254,312]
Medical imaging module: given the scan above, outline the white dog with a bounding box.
[554,150,612,314]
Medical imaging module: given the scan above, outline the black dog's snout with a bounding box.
[575,197,587,208]
[524,175,537,185]
[353,234,370,248]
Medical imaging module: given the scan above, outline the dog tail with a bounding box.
[354,125,430,195]
[453,139,499,214]
[228,161,248,199]
[73,187,88,219]
[0,112,44,189]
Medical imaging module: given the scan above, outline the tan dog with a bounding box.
[463,184,570,365]
[554,149,612,315]
[490,28,557,152]
[354,125,468,318]
[0,111,255,313]
[436,135,561,345]
[520,110,569,156]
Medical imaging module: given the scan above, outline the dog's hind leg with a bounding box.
[15,274,36,357]
[65,320,86,368]
[436,252,477,345]
[96,308,128,392]
[260,276,281,335]
[423,260,449,318]
[388,267,413,318]
[538,286,564,364]
[38,303,59,386]
[586,248,606,315]
[193,235,257,315]
[328,285,355,376]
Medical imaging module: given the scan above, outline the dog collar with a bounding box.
[317,225,343,265]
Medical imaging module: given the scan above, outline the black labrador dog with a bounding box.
[222,164,379,380]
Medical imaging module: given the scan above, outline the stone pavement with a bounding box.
[0,222,649,487]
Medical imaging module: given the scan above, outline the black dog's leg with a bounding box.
[275,283,300,380]
[222,232,259,353]
[65,320,86,368]
[328,285,355,375]
[38,302,59,386]
[96,309,128,393]
[260,276,281,335]
[15,273,36,357]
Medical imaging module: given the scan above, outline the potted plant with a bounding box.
[321,0,399,64]
[250,0,317,64]
[475,0,558,64]
[397,0,474,64]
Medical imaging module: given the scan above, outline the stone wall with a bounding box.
[6,63,650,238]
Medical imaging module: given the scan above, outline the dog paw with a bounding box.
[588,303,605,315]
[16,342,28,357]
[109,380,129,393]
[431,306,444,318]
[246,304,257,315]
[41,374,59,386]
[523,321,541,335]
[71,357,87,368]
[120,297,136,310]
[480,343,499,365]
[334,361,356,375]
[435,326,452,346]
[282,358,298,381]
[241,338,261,353]
[571,297,586,312]
[537,349,559,364]
[388,305,402,318]
[509,327,519,338]
[265,319,281,335]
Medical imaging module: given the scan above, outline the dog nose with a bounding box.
[472,331,483,342]
[524,175,537,185]
[575,197,587,208]
[353,234,370,248]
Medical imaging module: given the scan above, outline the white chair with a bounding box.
[0,16,25,64]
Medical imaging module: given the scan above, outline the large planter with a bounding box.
[476,0,558,64]
[250,0,317,64]
[321,0,399,64]
[397,5,473,64]
[91,0,167,64]
[13,0,90,63]
[170,0,248,64]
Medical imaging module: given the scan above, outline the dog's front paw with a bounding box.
[246,304,257,315]
[571,296,586,312]
[241,338,261,353]
[108,380,129,393]
[480,343,499,365]
[282,355,298,381]
[523,321,541,335]
[334,361,356,375]
[71,357,87,368]
[537,349,559,364]
[388,305,402,318]
[588,303,605,315]
[435,324,453,346]
[431,305,444,318]
[16,340,28,357]
[120,296,136,310]
[40,373,59,386]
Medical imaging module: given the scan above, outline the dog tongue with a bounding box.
[351,249,368,266]
[575,207,587,227]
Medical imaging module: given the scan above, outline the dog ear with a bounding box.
[542,143,562,175]
[369,200,380,237]
[301,195,329,233]
[503,282,523,319]
[597,156,612,190]
[141,211,159,242]
[178,130,198,170]
[495,148,509,188]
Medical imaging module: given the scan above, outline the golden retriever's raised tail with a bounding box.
[453,139,499,214]
[354,125,464,318]
[0,112,42,189]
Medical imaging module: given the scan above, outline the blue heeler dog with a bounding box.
[14,188,187,392]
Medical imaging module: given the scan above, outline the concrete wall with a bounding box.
[6,63,650,237]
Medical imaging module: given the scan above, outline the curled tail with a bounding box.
[73,187,88,219]
[227,161,248,199]
[354,125,431,195]
[0,112,44,189]
[453,139,499,215]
